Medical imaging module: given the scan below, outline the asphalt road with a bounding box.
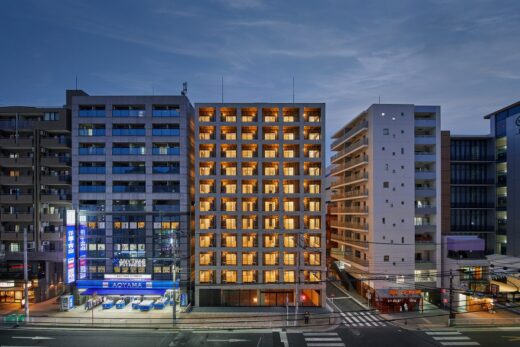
[2,326,520,346]
[0,328,274,347]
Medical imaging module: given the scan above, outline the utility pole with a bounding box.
[172,223,178,323]
[294,234,301,327]
[449,270,455,323]
[23,227,29,319]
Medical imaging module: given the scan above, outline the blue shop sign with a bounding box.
[76,279,179,290]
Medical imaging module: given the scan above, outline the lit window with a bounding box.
[199,270,213,283]
[242,234,256,247]
[242,252,256,265]
[284,184,295,194]
[284,235,296,247]
[263,252,278,265]
[264,270,278,283]
[223,252,237,265]
[284,271,295,283]
[243,270,256,283]
[284,252,296,265]
[264,235,278,247]
[309,166,320,176]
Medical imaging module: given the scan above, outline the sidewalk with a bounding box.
[0,300,340,330]
[382,302,520,330]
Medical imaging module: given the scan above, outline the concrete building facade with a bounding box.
[484,101,520,256]
[0,106,70,303]
[194,103,326,307]
[69,90,194,301]
[330,104,441,311]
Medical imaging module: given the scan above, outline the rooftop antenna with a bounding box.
[378,96,381,104]
[221,76,224,103]
[292,76,295,103]
[75,76,78,90]
[181,82,188,96]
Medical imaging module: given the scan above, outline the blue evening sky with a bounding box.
[1,0,519,149]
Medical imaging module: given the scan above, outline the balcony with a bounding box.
[112,205,145,212]
[41,213,63,223]
[0,138,33,148]
[415,152,436,162]
[79,148,105,155]
[41,137,70,149]
[41,232,64,241]
[41,194,71,204]
[331,248,368,268]
[415,187,436,197]
[0,157,32,167]
[415,224,436,232]
[415,170,436,180]
[414,119,436,127]
[331,121,368,150]
[414,135,436,145]
[415,205,436,214]
[331,221,368,231]
[330,155,368,175]
[330,233,369,249]
[0,175,33,185]
[1,213,32,222]
[0,194,32,204]
[330,206,368,215]
[331,138,368,163]
[112,109,146,117]
[41,156,70,167]
[79,109,105,117]
[331,190,368,201]
[331,172,368,188]
[41,175,71,185]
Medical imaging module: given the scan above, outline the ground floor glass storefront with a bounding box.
[199,288,321,307]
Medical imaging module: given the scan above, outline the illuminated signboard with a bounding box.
[79,224,87,280]
[65,210,76,284]
[104,274,151,281]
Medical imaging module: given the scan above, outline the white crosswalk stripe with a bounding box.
[303,332,345,347]
[342,311,387,327]
[425,330,480,346]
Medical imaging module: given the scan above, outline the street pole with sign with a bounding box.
[23,227,29,319]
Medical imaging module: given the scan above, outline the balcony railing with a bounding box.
[330,206,368,214]
[331,172,368,187]
[331,121,369,149]
[331,221,368,231]
[331,248,369,267]
[330,233,369,248]
[331,138,369,162]
[331,190,369,201]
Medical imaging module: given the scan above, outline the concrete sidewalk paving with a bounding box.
[1,300,340,331]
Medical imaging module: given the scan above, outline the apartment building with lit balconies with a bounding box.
[330,104,441,311]
[0,106,71,303]
[194,103,326,307]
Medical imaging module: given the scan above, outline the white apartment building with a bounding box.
[330,104,441,312]
[194,103,326,307]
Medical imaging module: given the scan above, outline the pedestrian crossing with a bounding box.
[303,332,345,347]
[340,310,388,327]
[425,330,480,346]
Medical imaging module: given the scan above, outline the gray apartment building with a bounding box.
[68,90,194,302]
[0,106,71,303]
[484,101,520,256]
[194,103,326,307]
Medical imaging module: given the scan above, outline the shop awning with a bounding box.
[490,280,518,293]
[80,288,167,296]
[375,289,422,299]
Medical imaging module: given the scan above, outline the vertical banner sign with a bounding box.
[66,210,76,284]
[79,224,87,279]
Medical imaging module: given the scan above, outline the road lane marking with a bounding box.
[304,337,342,342]
[303,333,340,336]
[439,342,479,346]
[426,332,462,335]
[433,337,471,340]
[306,344,345,347]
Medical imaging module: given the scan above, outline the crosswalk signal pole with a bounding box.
[449,270,455,322]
